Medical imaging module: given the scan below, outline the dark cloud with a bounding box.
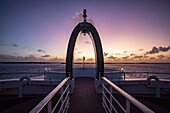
[38,49,46,53]
[122,56,129,60]
[12,44,18,47]
[50,57,64,62]
[157,55,165,59]
[76,58,83,61]
[107,55,117,60]
[104,52,109,57]
[0,54,42,62]
[41,54,50,57]
[0,54,65,62]
[85,41,91,44]
[86,58,94,61]
[144,55,149,58]
[133,55,143,59]
[130,53,135,56]
[146,46,170,54]
[138,49,144,51]
[159,46,170,52]
[150,57,155,60]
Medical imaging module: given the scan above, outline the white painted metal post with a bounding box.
[61,87,64,113]
[110,86,112,113]
[102,84,104,109]
[126,99,130,113]
[48,100,52,113]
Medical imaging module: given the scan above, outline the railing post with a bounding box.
[110,86,112,113]
[48,100,52,113]
[61,87,64,113]
[102,83,104,108]
[126,99,130,113]
[123,72,126,81]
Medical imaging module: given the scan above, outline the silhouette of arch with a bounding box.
[66,22,104,79]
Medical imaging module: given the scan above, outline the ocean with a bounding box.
[0,63,170,79]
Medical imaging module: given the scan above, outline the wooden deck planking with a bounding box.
[68,77,105,113]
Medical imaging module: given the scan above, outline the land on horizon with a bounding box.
[0,62,170,64]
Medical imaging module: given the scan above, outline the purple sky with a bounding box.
[0,0,170,62]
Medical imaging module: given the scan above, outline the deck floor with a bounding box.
[68,77,105,113]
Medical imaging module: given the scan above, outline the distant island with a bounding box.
[0,62,170,64]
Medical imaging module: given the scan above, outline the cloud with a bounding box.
[38,49,46,53]
[13,53,18,55]
[0,40,5,46]
[144,55,149,58]
[12,44,18,47]
[133,55,143,59]
[69,10,95,25]
[104,52,109,57]
[150,57,155,60]
[107,55,117,60]
[159,46,170,52]
[77,51,82,54]
[88,19,95,25]
[146,46,170,54]
[0,54,65,62]
[0,44,5,46]
[75,58,83,61]
[69,11,83,24]
[0,54,42,62]
[50,57,64,62]
[85,41,91,44]
[130,53,135,56]
[41,54,50,57]
[123,51,127,53]
[138,49,144,51]
[86,58,94,61]
[157,55,165,59]
[115,53,121,55]
[122,56,129,60]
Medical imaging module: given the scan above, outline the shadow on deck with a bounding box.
[68,77,105,113]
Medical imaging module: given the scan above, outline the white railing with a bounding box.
[0,72,67,80]
[104,72,170,81]
[102,77,154,113]
[29,77,70,113]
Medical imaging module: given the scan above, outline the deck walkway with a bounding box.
[68,77,105,113]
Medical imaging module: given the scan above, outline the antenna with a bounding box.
[83,9,87,22]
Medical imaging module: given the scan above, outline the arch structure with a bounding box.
[66,22,104,79]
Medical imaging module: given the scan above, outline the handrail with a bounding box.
[102,84,126,113]
[29,77,70,113]
[104,72,170,74]
[0,72,68,75]
[102,77,154,113]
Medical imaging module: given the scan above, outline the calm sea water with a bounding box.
[0,63,170,79]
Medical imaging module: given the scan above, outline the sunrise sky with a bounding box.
[0,0,170,62]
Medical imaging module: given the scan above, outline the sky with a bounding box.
[0,0,170,62]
